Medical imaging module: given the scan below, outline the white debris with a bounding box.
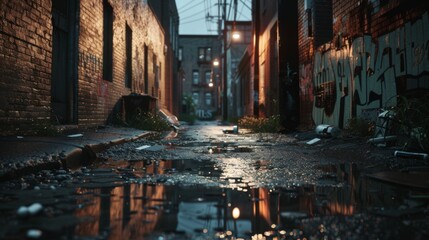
[27,203,43,215]
[306,138,321,145]
[67,133,83,138]
[136,145,151,150]
[27,229,42,239]
[17,206,29,217]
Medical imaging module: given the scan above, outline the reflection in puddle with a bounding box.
[1,160,428,239]
[70,159,427,239]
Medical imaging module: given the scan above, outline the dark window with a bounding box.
[312,0,332,47]
[192,70,199,85]
[306,8,313,38]
[197,47,212,62]
[125,23,132,88]
[103,0,113,81]
[178,47,183,61]
[205,71,211,84]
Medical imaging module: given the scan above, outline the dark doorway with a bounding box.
[51,0,79,124]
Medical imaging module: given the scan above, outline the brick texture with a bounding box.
[0,0,165,135]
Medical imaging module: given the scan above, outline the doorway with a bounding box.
[51,0,79,124]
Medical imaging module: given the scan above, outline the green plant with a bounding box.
[179,95,196,124]
[392,95,429,152]
[346,118,374,137]
[238,115,281,133]
[127,109,171,132]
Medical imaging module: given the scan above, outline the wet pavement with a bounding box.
[0,121,428,239]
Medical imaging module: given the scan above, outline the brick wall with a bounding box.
[0,0,165,134]
[0,0,52,134]
[78,0,165,127]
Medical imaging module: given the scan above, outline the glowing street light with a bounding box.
[213,59,220,67]
[232,207,240,219]
[232,31,240,40]
[232,207,240,238]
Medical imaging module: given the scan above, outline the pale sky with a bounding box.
[176,0,252,35]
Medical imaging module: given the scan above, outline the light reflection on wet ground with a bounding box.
[0,157,428,239]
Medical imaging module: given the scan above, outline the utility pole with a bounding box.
[222,0,228,123]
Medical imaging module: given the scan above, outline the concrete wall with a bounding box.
[298,0,429,129]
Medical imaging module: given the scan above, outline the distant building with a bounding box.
[179,35,221,120]
[0,0,167,135]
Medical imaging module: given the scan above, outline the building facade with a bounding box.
[148,0,181,117]
[247,0,429,131]
[250,0,300,130]
[0,0,166,135]
[179,35,221,120]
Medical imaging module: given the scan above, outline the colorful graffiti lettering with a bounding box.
[312,12,429,128]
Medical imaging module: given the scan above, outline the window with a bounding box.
[205,71,211,84]
[192,92,199,105]
[198,47,212,62]
[125,23,132,88]
[103,0,113,81]
[178,47,183,61]
[205,92,212,106]
[192,70,199,85]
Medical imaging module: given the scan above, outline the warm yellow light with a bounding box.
[232,207,240,219]
[209,82,214,87]
[232,31,240,40]
[213,59,219,66]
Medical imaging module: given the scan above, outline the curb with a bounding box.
[0,131,156,181]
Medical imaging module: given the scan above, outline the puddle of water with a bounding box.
[1,160,429,239]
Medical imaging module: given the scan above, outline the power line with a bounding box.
[181,16,208,25]
[177,0,195,11]
[179,1,205,15]
[239,0,251,11]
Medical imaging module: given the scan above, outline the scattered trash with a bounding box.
[17,203,43,217]
[67,133,83,138]
[142,145,166,151]
[222,125,239,134]
[315,124,340,138]
[17,206,29,217]
[306,138,321,145]
[394,150,428,160]
[27,229,42,239]
[136,145,151,150]
[27,203,43,215]
[367,135,397,146]
[373,109,396,138]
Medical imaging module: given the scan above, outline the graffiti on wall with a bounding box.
[79,51,108,97]
[312,12,429,128]
[196,109,213,119]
